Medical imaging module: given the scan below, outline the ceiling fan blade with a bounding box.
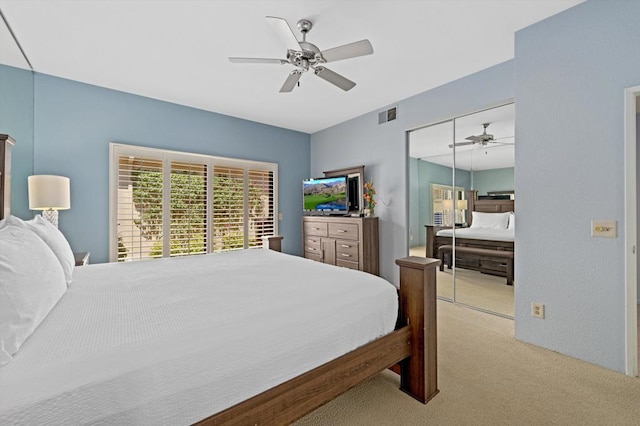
[321,39,374,63]
[465,136,480,142]
[279,70,302,93]
[449,141,475,148]
[265,16,301,51]
[314,66,356,91]
[229,57,288,65]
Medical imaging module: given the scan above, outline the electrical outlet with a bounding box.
[278,213,283,220]
[532,303,545,319]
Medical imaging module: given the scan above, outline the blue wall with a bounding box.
[514,0,640,372]
[409,158,470,248]
[0,65,34,219]
[473,167,514,196]
[313,0,637,373]
[33,73,310,263]
[311,61,514,283]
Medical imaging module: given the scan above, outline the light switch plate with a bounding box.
[591,220,616,238]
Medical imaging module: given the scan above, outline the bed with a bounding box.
[425,197,514,282]
[0,217,440,425]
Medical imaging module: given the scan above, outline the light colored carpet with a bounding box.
[437,268,514,317]
[409,245,514,317]
[296,300,640,425]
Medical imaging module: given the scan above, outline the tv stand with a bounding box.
[302,215,379,275]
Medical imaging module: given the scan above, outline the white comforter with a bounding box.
[0,249,398,425]
[436,227,514,242]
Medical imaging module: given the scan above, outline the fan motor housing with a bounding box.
[287,41,323,69]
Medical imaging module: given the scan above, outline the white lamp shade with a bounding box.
[457,199,468,210]
[28,175,71,210]
[441,199,454,210]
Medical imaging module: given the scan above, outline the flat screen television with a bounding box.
[303,176,348,213]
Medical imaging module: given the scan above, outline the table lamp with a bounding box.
[28,175,70,228]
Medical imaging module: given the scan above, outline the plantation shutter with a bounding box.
[211,166,245,252]
[248,169,275,248]
[111,144,278,262]
[116,156,164,261]
[169,161,208,256]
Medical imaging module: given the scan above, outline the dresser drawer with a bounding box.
[336,239,359,262]
[304,221,328,237]
[304,245,322,257]
[328,222,359,240]
[304,235,322,249]
[305,251,323,262]
[337,259,359,270]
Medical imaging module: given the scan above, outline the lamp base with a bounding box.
[42,209,59,228]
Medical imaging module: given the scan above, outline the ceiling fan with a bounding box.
[449,123,515,148]
[229,16,373,93]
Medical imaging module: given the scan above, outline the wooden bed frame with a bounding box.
[426,195,514,280]
[1,143,440,424]
[195,255,440,425]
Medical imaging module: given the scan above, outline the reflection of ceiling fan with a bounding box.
[449,123,514,148]
[229,16,373,92]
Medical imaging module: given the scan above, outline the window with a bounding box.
[110,144,278,262]
[430,183,464,226]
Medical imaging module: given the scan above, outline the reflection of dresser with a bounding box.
[302,216,379,275]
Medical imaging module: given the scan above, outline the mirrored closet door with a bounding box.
[408,103,515,318]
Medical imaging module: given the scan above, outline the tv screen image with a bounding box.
[303,176,348,212]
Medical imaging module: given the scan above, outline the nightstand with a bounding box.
[74,251,90,266]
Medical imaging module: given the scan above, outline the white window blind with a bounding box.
[170,161,208,257]
[248,169,275,248]
[430,183,464,227]
[110,144,278,262]
[212,166,245,252]
[116,156,164,261]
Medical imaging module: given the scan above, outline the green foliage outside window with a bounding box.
[120,167,268,260]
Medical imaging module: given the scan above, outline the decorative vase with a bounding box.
[364,206,374,217]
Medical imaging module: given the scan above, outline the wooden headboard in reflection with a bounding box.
[465,190,514,224]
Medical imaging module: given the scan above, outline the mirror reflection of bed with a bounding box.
[408,103,515,318]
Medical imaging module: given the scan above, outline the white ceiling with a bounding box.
[409,103,515,171]
[0,0,583,134]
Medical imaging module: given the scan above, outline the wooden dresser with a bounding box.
[302,216,379,275]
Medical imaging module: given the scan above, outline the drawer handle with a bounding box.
[337,229,347,233]
[341,244,351,248]
[307,247,316,251]
[313,227,320,231]
[308,239,317,243]
[341,253,351,258]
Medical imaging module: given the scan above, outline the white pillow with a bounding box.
[508,212,515,230]
[470,211,510,229]
[0,224,67,366]
[23,215,75,285]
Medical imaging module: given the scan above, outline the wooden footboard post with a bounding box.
[395,256,440,403]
